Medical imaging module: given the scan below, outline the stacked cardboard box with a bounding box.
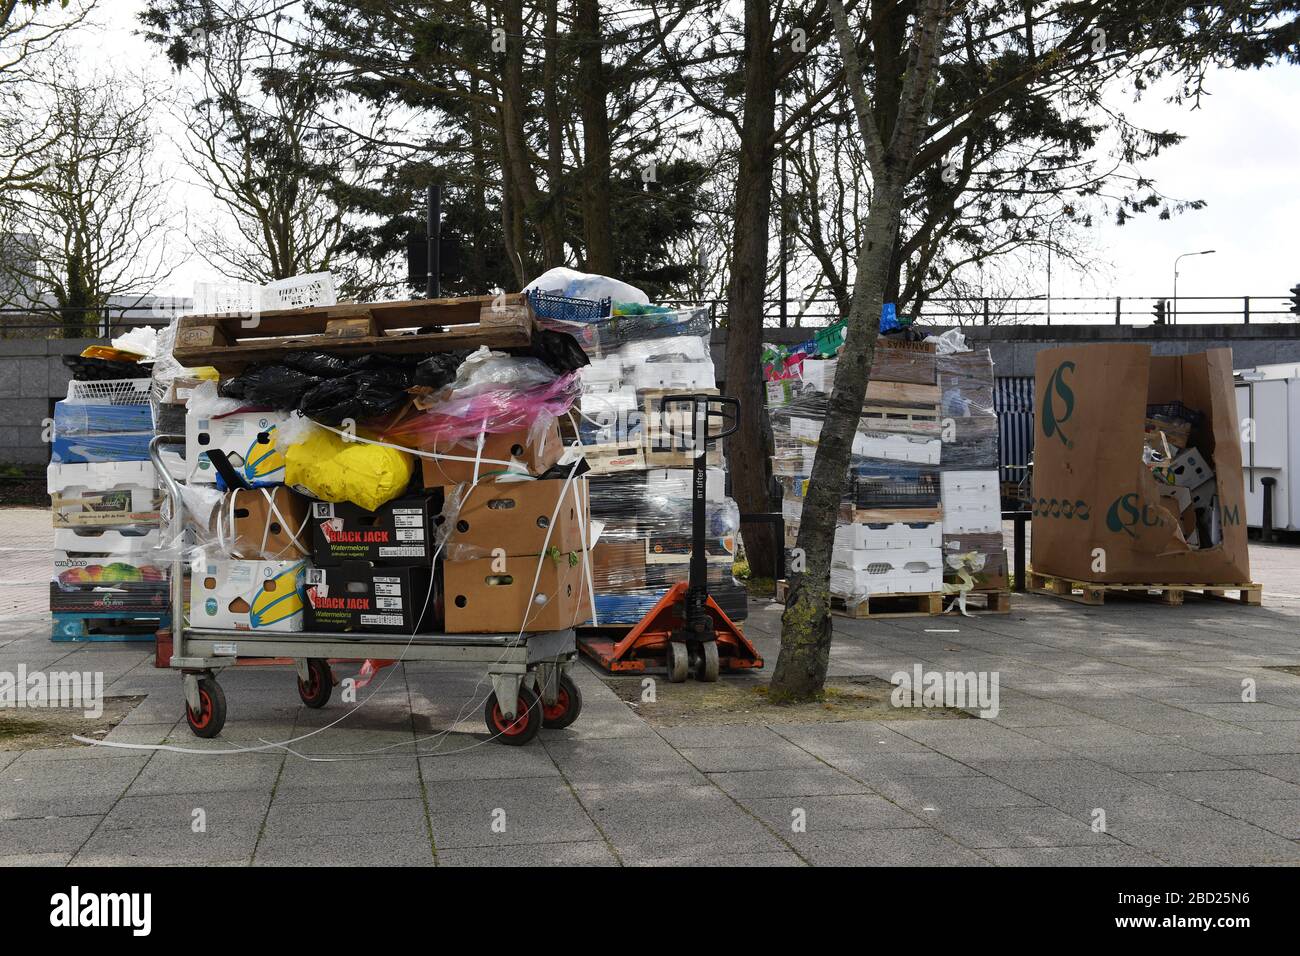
[771,341,945,604]
[543,306,746,625]
[47,382,171,641]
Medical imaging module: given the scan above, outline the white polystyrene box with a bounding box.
[834,521,942,551]
[940,470,1001,534]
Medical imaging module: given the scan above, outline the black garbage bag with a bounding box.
[281,351,353,378]
[507,328,589,374]
[62,355,150,381]
[298,369,412,426]
[220,363,319,409]
[413,351,470,389]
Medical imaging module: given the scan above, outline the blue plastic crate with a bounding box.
[527,289,612,323]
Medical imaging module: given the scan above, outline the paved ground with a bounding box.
[3,506,1300,866]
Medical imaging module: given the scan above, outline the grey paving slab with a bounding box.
[542,736,707,789]
[741,793,924,832]
[819,751,985,781]
[101,791,269,835]
[72,822,260,866]
[273,755,422,804]
[677,743,825,772]
[980,845,1166,866]
[0,814,101,854]
[923,806,1121,849]
[0,753,148,819]
[1132,768,1300,803]
[125,751,283,796]
[706,766,874,800]
[872,775,1045,812]
[578,784,789,861]
[1108,818,1300,866]
[797,826,991,866]
[262,796,425,838]
[424,776,601,849]
[626,849,804,867]
[435,840,619,867]
[417,738,560,781]
[253,831,435,867]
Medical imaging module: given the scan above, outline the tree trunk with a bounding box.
[770,186,902,699]
[501,0,563,273]
[724,0,779,582]
[770,0,948,700]
[575,0,615,274]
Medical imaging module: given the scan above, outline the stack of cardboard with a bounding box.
[48,382,171,641]
[771,340,945,604]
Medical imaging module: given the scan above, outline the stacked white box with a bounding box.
[830,552,943,596]
[834,521,941,551]
[940,470,1001,534]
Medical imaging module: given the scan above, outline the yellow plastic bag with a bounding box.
[284,428,414,512]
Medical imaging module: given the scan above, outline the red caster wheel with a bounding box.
[541,672,583,730]
[297,659,333,708]
[484,684,542,746]
[185,676,226,738]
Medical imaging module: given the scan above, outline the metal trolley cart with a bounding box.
[150,436,583,745]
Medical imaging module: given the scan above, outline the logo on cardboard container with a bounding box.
[1041,361,1076,447]
[1105,493,1169,538]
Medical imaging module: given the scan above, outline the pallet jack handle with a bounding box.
[656,393,740,627]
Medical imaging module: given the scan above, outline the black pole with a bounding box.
[1261,477,1277,544]
[426,184,441,298]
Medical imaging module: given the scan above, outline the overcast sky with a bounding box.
[75,0,1300,318]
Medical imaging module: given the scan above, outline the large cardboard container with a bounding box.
[1031,345,1249,584]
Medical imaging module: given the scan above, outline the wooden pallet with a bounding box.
[173,294,534,372]
[861,403,940,431]
[52,611,170,643]
[947,589,1012,614]
[851,506,942,524]
[864,380,941,406]
[1026,571,1262,607]
[774,580,943,618]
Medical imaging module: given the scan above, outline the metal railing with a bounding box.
[4,293,1295,339]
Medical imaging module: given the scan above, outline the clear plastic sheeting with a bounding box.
[768,342,1007,605]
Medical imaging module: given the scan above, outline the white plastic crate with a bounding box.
[64,379,152,406]
[834,521,941,551]
[830,552,943,597]
[832,545,942,572]
[940,470,1001,534]
[853,432,941,464]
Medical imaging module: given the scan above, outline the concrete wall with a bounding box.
[0,338,86,465]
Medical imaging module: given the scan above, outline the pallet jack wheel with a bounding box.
[185,676,226,739]
[485,684,542,746]
[542,672,583,730]
[297,659,332,709]
[696,640,720,682]
[666,641,689,683]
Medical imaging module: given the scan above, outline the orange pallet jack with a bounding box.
[577,394,763,682]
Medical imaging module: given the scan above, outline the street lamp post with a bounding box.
[1172,249,1215,324]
